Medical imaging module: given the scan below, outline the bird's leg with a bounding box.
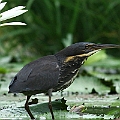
[48,89,54,120]
[25,96,35,120]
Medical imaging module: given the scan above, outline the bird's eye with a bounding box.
[85,44,95,50]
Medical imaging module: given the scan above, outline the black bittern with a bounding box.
[9,42,120,119]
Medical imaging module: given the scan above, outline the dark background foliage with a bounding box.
[0,0,120,59]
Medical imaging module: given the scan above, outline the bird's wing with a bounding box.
[9,55,59,94]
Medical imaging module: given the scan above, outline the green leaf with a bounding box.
[65,76,110,94]
[85,50,107,65]
[30,97,68,113]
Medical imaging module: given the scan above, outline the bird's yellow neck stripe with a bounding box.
[64,50,100,62]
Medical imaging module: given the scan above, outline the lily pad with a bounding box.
[29,97,68,113]
[65,76,110,94]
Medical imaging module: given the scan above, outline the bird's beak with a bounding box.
[90,44,120,50]
[84,43,120,57]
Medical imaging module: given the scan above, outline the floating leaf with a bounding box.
[85,50,107,65]
[65,76,110,94]
[29,97,68,113]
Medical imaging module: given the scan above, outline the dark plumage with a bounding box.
[9,42,120,119]
[9,55,59,95]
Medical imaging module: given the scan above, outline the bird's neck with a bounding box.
[54,54,65,66]
[54,55,87,91]
[55,53,87,67]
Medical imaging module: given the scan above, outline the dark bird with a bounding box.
[8,42,120,119]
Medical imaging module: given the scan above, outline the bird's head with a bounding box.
[55,42,120,63]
